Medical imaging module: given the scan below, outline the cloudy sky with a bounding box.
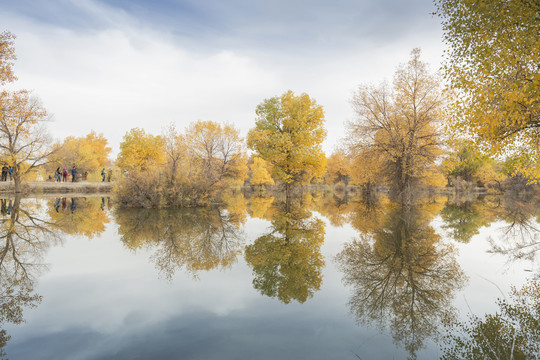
[0,0,444,156]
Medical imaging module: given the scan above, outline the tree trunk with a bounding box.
[13,174,21,194]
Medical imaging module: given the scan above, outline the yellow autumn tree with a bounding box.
[116,128,166,171]
[49,131,111,175]
[250,156,274,192]
[348,49,445,198]
[325,151,351,185]
[184,120,247,187]
[435,0,540,179]
[224,152,249,187]
[0,32,53,192]
[442,140,505,190]
[247,90,327,193]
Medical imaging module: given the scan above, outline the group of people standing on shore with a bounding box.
[48,167,112,183]
[54,166,78,182]
[1,165,12,182]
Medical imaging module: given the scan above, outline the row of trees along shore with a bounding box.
[1,0,539,205]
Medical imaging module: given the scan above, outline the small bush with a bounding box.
[113,170,162,208]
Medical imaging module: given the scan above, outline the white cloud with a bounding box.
[7,24,279,155]
[0,0,445,157]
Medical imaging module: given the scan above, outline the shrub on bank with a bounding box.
[113,169,238,208]
[113,121,248,208]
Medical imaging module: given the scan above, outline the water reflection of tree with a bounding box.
[244,197,325,304]
[487,194,540,275]
[115,206,245,280]
[46,197,110,238]
[347,193,392,234]
[0,195,59,358]
[310,191,356,227]
[440,195,498,243]
[248,196,275,219]
[336,200,466,358]
[442,280,540,359]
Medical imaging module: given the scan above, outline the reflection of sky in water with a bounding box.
[3,197,539,359]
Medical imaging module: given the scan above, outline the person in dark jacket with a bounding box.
[71,166,77,182]
[1,165,7,182]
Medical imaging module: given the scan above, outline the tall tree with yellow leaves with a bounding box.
[184,120,247,187]
[0,91,51,192]
[348,49,445,198]
[0,32,53,192]
[247,90,327,194]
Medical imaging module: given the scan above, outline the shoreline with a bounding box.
[0,181,114,195]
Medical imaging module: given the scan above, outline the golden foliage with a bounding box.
[115,121,247,208]
[0,90,51,191]
[442,140,505,189]
[247,90,327,186]
[348,49,444,194]
[419,165,447,188]
[0,32,52,192]
[116,128,165,171]
[325,151,351,185]
[435,0,540,179]
[49,131,111,174]
[250,156,274,187]
[184,120,247,185]
[171,120,247,204]
[349,148,385,187]
[0,31,17,85]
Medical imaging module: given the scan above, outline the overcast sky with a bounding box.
[0,0,445,156]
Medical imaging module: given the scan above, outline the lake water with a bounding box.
[0,190,539,359]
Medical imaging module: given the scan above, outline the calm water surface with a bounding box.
[0,191,538,359]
